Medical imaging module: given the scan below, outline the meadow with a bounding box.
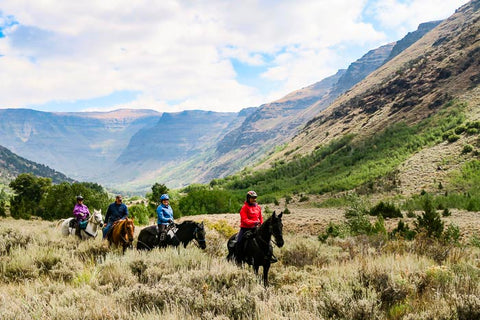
[1,207,480,320]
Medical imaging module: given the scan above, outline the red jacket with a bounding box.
[239,202,263,228]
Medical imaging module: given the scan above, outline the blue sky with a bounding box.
[0,0,469,113]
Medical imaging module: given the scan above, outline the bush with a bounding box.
[369,201,403,218]
[390,220,416,240]
[443,223,461,243]
[442,208,451,217]
[299,195,310,202]
[415,196,444,239]
[447,134,460,143]
[207,220,236,238]
[0,200,6,217]
[179,189,242,215]
[318,222,348,241]
[128,204,150,225]
[462,144,473,154]
[466,128,479,135]
[454,125,467,134]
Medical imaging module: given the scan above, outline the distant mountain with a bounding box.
[0,145,72,184]
[0,108,161,182]
[251,0,480,196]
[384,20,443,63]
[118,110,238,164]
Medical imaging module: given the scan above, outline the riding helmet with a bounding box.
[246,190,257,201]
[160,194,170,201]
[76,195,84,201]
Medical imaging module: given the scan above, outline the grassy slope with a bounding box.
[215,101,471,199]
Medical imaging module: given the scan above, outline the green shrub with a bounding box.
[207,220,236,238]
[415,196,444,239]
[466,128,479,135]
[467,121,480,129]
[462,144,473,154]
[369,201,403,218]
[443,223,460,243]
[178,189,242,215]
[318,222,348,241]
[299,195,310,202]
[390,220,416,240]
[447,134,460,143]
[454,125,467,134]
[442,208,451,217]
[128,204,150,225]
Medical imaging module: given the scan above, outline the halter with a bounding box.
[82,211,104,238]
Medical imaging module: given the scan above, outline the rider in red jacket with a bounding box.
[235,190,263,262]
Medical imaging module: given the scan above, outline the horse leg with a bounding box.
[253,265,259,275]
[263,262,271,286]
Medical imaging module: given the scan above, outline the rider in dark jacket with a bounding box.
[103,195,129,239]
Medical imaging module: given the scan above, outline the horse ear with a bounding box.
[201,221,204,227]
[278,212,283,218]
[272,211,276,218]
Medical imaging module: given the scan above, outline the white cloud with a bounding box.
[372,0,469,30]
[0,0,468,112]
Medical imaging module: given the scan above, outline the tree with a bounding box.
[9,173,51,219]
[40,182,111,220]
[0,188,7,217]
[415,196,444,238]
[146,182,169,210]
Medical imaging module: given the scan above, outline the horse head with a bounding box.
[91,209,104,228]
[124,218,135,244]
[193,222,207,250]
[270,211,284,247]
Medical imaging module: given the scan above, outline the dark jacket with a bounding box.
[105,202,129,224]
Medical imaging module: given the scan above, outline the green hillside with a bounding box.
[207,99,480,209]
[0,145,73,185]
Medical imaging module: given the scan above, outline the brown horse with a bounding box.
[108,218,135,253]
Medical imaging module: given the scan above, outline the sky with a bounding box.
[0,0,469,113]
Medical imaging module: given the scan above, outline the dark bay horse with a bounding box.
[108,218,135,253]
[227,211,284,286]
[136,221,206,250]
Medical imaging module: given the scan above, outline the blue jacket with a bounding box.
[157,204,174,225]
[105,202,129,224]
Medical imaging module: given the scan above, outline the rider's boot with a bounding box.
[75,221,82,239]
[158,224,167,246]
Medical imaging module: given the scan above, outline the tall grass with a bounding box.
[1,217,480,319]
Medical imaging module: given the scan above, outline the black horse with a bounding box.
[227,211,284,286]
[136,221,206,250]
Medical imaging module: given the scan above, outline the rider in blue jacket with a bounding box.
[157,194,174,244]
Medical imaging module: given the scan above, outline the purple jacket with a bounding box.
[73,203,90,221]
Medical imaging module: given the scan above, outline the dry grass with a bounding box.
[1,214,480,319]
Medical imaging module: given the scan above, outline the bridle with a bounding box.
[193,225,206,248]
[120,220,134,244]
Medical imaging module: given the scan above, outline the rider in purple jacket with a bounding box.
[73,195,90,238]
